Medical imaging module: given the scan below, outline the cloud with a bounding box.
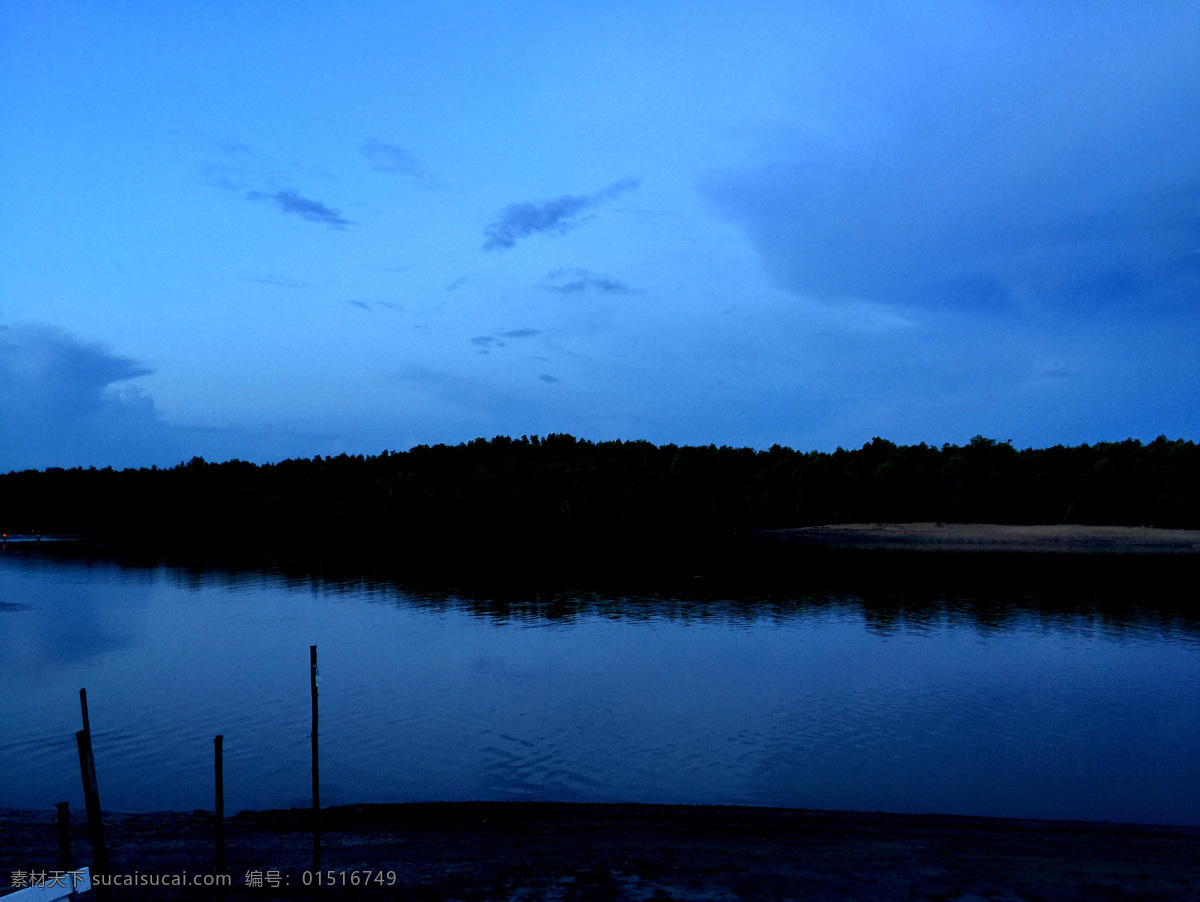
[391,365,556,424]
[483,177,640,250]
[0,325,363,472]
[706,5,1200,315]
[362,140,441,188]
[0,325,150,407]
[538,374,560,384]
[0,325,169,470]
[0,325,391,471]
[246,189,350,228]
[342,300,404,314]
[470,329,542,351]
[539,268,635,295]
[202,142,353,230]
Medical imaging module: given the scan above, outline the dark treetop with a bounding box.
[2,435,1197,575]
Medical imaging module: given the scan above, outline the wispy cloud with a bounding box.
[342,300,402,314]
[246,275,309,289]
[469,329,542,353]
[362,140,441,188]
[538,374,560,384]
[203,141,352,230]
[246,189,350,228]
[483,177,640,251]
[391,365,556,424]
[539,268,635,295]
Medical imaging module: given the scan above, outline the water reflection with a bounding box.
[3,543,1198,824]
[8,541,1199,637]
[0,557,144,674]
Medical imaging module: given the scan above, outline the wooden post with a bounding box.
[310,645,320,875]
[79,688,90,735]
[214,735,225,875]
[55,801,71,871]
[76,729,112,902]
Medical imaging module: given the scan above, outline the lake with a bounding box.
[2,544,1198,826]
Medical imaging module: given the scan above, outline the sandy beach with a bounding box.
[3,802,1199,901]
[758,522,1200,554]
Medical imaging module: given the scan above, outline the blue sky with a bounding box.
[2,1,1198,471]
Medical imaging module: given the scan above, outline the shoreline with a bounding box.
[758,521,1200,554]
[4,801,1199,900]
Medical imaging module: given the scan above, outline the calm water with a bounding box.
[1,546,1198,825]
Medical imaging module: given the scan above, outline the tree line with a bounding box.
[2,434,1197,567]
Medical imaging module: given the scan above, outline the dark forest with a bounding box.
[2,435,1197,572]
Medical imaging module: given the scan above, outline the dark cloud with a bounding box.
[0,325,167,470]
[0,325,371,471]
[538,374,560,384]
[362,140,441,188]
[0,326,151,408]
[707,6,1200,315]
[470,329,541,351]
[246,189,350,228]
[470,328,542,347]
[344,300,374,312]
[483,177,640,250]
[540,268,634,295]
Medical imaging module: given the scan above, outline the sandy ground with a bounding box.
[3,802,1199,901]
[758,523,1200,554]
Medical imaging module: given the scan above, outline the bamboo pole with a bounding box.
[214,735,225,875]
[55,801,71,871]
[76,729,111,902]
[310,645,320,875]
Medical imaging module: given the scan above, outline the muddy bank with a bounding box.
[758,522,1200,554]
[4,802,1199,901]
